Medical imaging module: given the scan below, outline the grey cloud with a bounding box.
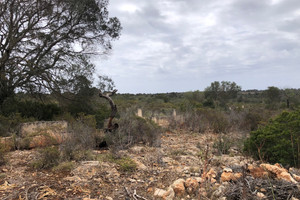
[96,0,300,93]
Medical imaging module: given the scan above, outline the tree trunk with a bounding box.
[99,89,118,132]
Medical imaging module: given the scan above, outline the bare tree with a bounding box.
[99,89,118,132]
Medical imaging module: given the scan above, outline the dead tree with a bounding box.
[99,89,118,132]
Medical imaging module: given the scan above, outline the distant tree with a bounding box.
[282,88,300,109]
[264,86,281,109]
[204,81,241,107]
[0,0,121,106]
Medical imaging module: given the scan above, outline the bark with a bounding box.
[99,89,118,132]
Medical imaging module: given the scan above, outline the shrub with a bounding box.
[1,99,61,121]
[60,118,97,161]
[0,113,34,137]
[213,135,233,155]
[244,110,300,167]
[98,153,136,172]
[32,146,60,169]
[207,110,230,133]
[0,144,6,166]
[52,161,75,172]
[106,109,161,150]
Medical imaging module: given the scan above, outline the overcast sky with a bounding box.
[94,0,300,93]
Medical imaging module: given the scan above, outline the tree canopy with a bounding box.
[0,0,121,106]
[204,81,241,107]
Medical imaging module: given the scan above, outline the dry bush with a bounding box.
[170,108,230,133]
[31,146,60,169]
[59,119,96,161]
[224,178,300,200]
[0,144,6,166]
[106,108,161,151]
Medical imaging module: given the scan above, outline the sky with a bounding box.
[94,0,300,94]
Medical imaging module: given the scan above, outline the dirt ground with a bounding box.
[0,131,268,199]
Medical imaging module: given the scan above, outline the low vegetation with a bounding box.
[244,109,300,168]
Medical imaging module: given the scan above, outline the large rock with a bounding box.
[171,178,185,197]
[260,163,297,183]
[18,121,68,148]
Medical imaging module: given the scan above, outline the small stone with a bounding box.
[2,169,8,172]
[223,167,233,173]
[106,197,113,200]
[257,192,266,199]
[147,187,153,193]
[260,188,267,192]
[128,178,137,183]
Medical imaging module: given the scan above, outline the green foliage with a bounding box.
[0,113,34,137]
[115,157,137,172]
[0,0,121,106]
[244,110,300,167]
[98,153,136,172]
[52,161,75,172]
[1,99,61,121]
[204,81,241,107]
[264,86,281,109]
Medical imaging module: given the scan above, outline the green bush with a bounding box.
[0,113,34,137]
[244,110,300,167]
[1,99,61,121]
[52,161,75,172]
[98,153,136,172]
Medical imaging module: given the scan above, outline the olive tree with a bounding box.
[0,0,121,106]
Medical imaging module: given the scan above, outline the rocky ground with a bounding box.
[1,131,300,200]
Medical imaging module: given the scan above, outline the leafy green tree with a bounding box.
[264,86,281,108]
[0,0,121,106]
[204,81,241,107]
[244,110,300,167]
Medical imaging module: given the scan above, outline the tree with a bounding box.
[0,0,121,106]
[264,86,281,109]
[204,81,241,107]
[265,86,281,103]
[244,110,300,167]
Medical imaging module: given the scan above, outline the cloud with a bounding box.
[94,0,300,93]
